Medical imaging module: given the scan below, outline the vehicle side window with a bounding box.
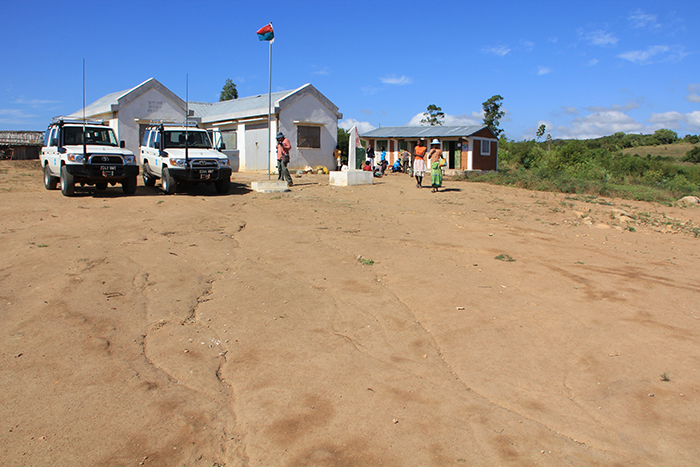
[152,131,161,148]
[45,128,54,147]
[49,128,58,147]
[142,130,151,147]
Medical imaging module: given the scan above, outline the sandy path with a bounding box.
[1,161,699,466]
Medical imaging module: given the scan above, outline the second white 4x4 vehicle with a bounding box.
[140,123,231,194]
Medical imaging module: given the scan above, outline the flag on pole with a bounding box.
[257,23,274,41]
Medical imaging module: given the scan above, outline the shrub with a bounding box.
[682,146,700,164]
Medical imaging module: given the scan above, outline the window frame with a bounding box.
[296,125,321,149]
[480,139,491,156]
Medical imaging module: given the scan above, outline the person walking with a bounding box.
[366,144,375,167]
[379,146,387,174]
[413,140,427,188]
[276,132,293,187]
[428,138,443,193]
[401,148,411,174]
[334,145,342,171]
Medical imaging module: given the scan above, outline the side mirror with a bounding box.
[120,141,126,148]
[220,143,226,150]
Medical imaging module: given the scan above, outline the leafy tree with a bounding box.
[337,127,349,161]
[420,104,444,126]
[683,146,700,163]
[653,128,678,145]
[482,95,505,137]
[536,124,546,142]
[219,79,238,101]
[684,134,699,144]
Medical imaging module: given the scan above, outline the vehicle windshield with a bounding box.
[163,130,212,149]
[63,126,118,146]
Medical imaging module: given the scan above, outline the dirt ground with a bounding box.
[1,160,699,467]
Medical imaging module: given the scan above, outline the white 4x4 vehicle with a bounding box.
[41,118,139,196]
[140,123,231,194]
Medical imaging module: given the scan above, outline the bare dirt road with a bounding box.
[1,160,699,466]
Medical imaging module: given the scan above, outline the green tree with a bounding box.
[219,79,238,101]
[653,128,678,145]
[337,127,349,162]
[482,95,505,137]
[536,124,546,142]
[682,146,700,163]
[420,104,444,126]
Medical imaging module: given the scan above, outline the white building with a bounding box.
[70,78,342,171]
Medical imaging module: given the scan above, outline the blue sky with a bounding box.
[2,0,698,140]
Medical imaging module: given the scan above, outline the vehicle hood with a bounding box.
[64,144,134,156]
[162,148,227,159]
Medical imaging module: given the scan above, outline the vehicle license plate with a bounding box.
[199,169,214,179]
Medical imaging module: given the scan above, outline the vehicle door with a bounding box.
[140,130,161,176]
[42,127,60,175]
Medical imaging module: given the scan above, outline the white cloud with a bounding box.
[628,9,660,30]
[537,66,552,75]
[361,86,381,95]
[686,111,700,128]
[686,84,700,103]
[618,45,688,64]
[312,66,331,76]
[557,110,644,139]
[339,118,375,133]
[581,29,618,47]
[380,75,413,85]
[562,106,579,116]
[647,111,685,129]
[482,45,511,57]
[14,98,61,105]
[587,59,599,66]
[406,111,482,127]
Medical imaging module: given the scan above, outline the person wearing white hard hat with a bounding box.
[428,138,443,193]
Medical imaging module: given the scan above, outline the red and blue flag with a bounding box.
[256,23,274,41]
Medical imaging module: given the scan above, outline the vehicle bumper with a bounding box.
[169,167,232,182]
[66,164,139,181]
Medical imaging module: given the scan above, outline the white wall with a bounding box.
[116,88,185,155]
[278,94,337,170]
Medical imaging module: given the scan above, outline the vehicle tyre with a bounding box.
[44,164,58,190]
[60,165,75,196]
[162,167,177,194]
[122,176,137,195]
[142,163,156,187]
[215,177,230,194]
[95,182,108,190]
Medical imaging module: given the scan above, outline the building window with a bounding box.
[481,139,491,156]
[297,125,320,149]
[220,130,237,150]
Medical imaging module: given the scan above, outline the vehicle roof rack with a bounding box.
[148,119,200,128]
[51,116,106,126]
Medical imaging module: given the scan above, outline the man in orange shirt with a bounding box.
[413,140,427,188]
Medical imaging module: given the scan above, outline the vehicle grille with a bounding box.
[189,159,218,168]
[89,155,124,165]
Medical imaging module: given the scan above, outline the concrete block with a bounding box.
[329,170,374,187]
[251,181,290,193]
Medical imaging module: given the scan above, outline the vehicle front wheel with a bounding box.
[161,167,177,194]
[122,176,137,195]
[44,164,58,190]
[215,178,230,194]
[60,165,75,196]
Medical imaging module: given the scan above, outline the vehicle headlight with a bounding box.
[168,158,186,168]
[219,159,230,167]
[67,153,85,163]
[124,155,136,165]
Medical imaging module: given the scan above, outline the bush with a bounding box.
[682,146,700,164]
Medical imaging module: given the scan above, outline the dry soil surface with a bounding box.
[1,160,700,467]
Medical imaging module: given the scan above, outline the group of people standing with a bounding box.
[366,139,444,192]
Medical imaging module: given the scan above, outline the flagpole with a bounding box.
[267,38,272,181]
